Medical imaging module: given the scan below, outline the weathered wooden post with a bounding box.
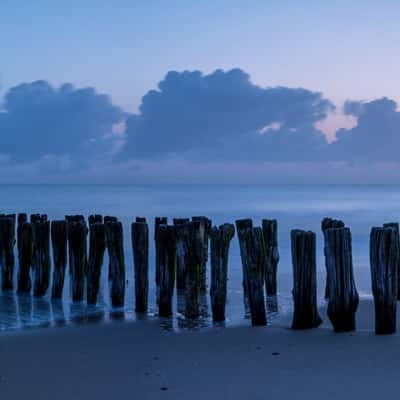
[157,225,176,317]
[105,221,125,308]
[131,220,149,312]
[262,219,279,296]
[291,229,322,329]
[325,227,359,332]
[17,222,33,293]
[370,226,399,334]
[67,220,87,302]
[104,216,118,223]
[210,223,235,322]
[383,223,400,300]
[155,217,168,302]
[322,218,345,299]
[192,216,211,291]
[51,220,68,299]
[173,218,190,290]
[32,219,51,297]
[136,217,146,223]
[242,226,267,326]
[88,214,103,225]
[87,222,106,305]
[235,218,253,313]
[0,215,16,290]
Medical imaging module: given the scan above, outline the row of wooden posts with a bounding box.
[0,213,398,334]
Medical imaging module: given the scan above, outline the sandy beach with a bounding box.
[0,299,398,400]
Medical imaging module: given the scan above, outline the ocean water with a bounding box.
[0,184,398,332]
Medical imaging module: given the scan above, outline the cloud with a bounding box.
[331,97,400,161]
[0,80,124,161]
[120,68,334,161]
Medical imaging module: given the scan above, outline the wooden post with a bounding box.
[88,214,103,225]
[0,215,16,290]
[321,218,345,299]
[104,216,118,223]
[67,220,87,302]
[87,222,106,305]
[32,220,51,297]
[370,226,399,334]
[17,222,33,293]
[262,219,279,296]
[325,227,359,332]
[173,218,190,290]
[157,225,176,317]
[192,216,211,291]
[210,223,235,322]
[291,229,322,329]
[51,220,68,299]
[31,214,47,223]
[383,223,400,300]
[131,220,149,313]
[155,217,168,303]
[241,226,267,326]
[235,218,253,313]
[136,217,146,223]
[105,221,125,308]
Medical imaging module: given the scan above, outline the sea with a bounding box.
[0,184,397,332]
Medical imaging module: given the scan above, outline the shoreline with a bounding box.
[1,299,399,399]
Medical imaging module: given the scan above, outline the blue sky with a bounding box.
[1,1,400,183]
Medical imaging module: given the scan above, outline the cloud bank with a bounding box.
[1,69,400,182]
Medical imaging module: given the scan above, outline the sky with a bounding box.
[1,0,400,183]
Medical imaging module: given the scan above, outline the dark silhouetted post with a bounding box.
[136,217,146,223]
[105,221,125,308]
[173,218,190,290]
[67,220,87,302]
[383,222,400,300]
[291,229,322,329]
[32,219,51,297]
[192,216,211,291]
[157,225,176,317]
[88,214,103,225]
[235,218,253,313]
[325,227,359,332]
[51,220,68,299]
[17,222,33,293]
[210,223,235,322]
[321,218,345,299]
[262,219,279,296]
[155,217,168,303]
[0,215,16,290]
[131,220,149,313]
[370,226,398,334]
[87,222,106,305]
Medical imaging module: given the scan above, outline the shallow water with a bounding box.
[0,184,395,332]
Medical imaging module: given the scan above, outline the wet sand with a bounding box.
[0,299,399,399]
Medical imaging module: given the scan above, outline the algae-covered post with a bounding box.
[157,225,176,317]
[325,226,359,332]
[0,215,16,290]
[370,226,399,334]
[173,218,190,290]
[87,222,106,305]
[154,217,168,302]
[262,219,279,296]
[17,222,33,293]
[67,220,87,302]
[291,229,322,330]
[321,218,345,299]
[210,223,235,322]
[131,220,149,313]
[235,218,253,313]
[32,219,51,297]
[383,222,400,300]
[105,221,125,308]
[51,220,68,299]
[192,216,211,291]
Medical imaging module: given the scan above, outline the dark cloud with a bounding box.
[0,80,124,161]
[332,97,400,161]
[120,68,334,161]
